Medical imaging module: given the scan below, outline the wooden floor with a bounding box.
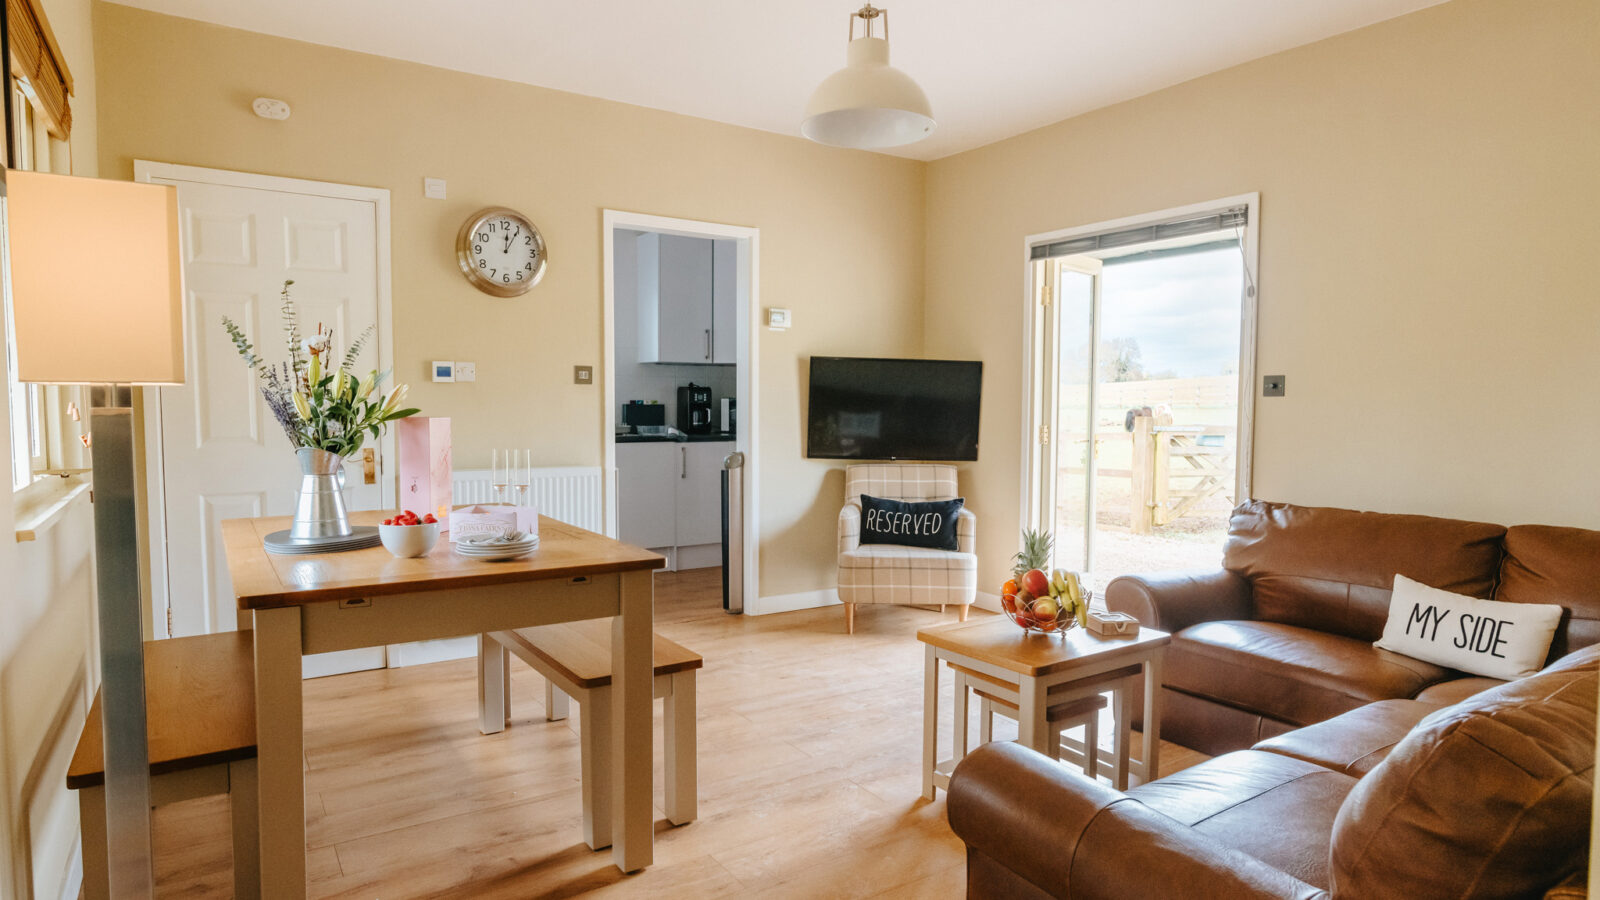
[151,569,1207,898]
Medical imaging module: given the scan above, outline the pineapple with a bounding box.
[1011,529,1054,580]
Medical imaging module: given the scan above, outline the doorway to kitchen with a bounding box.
[1022,195,1259,593]
[602,211,759,613]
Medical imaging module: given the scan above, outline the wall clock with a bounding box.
[456,206,547,297]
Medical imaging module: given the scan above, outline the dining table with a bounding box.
[221,511,665,897]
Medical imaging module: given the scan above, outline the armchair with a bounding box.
[835,464,977,633]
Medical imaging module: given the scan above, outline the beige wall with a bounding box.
[2,0,103,896]
[92,2,926,598]
[924,0,1600,591]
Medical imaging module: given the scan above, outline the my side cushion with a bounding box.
[1374,574,1561,680]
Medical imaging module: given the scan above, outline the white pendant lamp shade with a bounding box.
[803,6,934,150]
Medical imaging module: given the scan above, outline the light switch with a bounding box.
[1263,375,1286,397]
[766,308,792,330]
[424,177,447,200]
[454,361,476,382]
[574,365,593,385]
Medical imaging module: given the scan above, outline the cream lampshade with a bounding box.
[7,169,184,385]
[802,3,935,150]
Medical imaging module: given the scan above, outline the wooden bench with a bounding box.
[477,621,702,850]
[68,631,259,900]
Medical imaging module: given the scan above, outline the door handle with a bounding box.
[681,446,687,479]
[705,329,711,360]
[363,448,377,485]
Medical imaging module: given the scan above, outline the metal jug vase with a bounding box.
[289,447,354,540]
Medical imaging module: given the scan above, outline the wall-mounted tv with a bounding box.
[806,356,982,461]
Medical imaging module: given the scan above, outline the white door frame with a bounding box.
[1019,192,1261,537]
[134,160,396,638]
[601,210,759,609]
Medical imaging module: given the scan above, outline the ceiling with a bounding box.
[106,0,1449,161]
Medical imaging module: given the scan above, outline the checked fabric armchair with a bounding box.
[836,464,977,634]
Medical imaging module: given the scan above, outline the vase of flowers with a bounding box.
[223,281,419,544]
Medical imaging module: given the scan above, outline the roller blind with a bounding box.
[1030,205,1246,261]
[8,0,71,139]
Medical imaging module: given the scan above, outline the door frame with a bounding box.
[134,160,395,638]
[600,210,759,608]
[1019,192,1261,539]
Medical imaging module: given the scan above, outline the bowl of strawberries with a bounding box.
[378,509,440,558]
[1000,529,1090,636]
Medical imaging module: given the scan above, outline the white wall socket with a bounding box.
[424,178,447,200]
[454,361,476,382]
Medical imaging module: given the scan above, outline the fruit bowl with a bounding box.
[1001,586,1092,635]
[379,510,440,558]
[999,565,1091,636]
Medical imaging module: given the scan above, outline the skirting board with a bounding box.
[748,590,1001,617]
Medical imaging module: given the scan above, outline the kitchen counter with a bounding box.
[615,432,736,444]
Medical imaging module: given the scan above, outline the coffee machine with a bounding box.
[677,383,714,435]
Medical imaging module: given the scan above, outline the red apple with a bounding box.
[1021,568,1050,598]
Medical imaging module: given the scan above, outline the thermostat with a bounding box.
[431,361,455,383]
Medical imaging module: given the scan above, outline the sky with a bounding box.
[1099,244,1246,379]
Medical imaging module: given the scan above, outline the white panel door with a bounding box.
[155,177,387,676]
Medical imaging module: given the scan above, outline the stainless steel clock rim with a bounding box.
[455,205,548,298]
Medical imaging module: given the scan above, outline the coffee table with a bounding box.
[917,617,1169,798]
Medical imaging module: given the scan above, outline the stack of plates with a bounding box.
[263,526,382,555]
[454,531,540,562]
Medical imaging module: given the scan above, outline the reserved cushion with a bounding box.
[1329,647,1597,898]
[1168,621,1454,727]
[858,494,963,551]
[1375,575,1561,680]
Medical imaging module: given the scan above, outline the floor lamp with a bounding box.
[7,169,184,898]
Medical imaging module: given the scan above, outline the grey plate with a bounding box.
[263,526,382,555]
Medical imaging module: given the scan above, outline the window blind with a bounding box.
[8,0,71,139]
[1030,206,1247,261]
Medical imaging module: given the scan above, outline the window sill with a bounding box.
[14,473,92,542]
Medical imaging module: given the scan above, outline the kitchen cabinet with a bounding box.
[617,442,678,549]
[676,442,726,546]
[616,440,731,552]
[635,233,737,365]
[711,240,736,364]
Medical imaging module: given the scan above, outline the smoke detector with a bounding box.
[251,97,291,120]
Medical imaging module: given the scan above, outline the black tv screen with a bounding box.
[807,357,982,461]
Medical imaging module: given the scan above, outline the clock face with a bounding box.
[456,208,547,297]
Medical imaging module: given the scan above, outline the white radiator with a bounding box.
[450,465,604,533]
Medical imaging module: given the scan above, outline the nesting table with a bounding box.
[917,617,1169,798]
[221,512,664,897]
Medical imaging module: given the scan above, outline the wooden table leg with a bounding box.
[230,758,261,900]
[1113,678,1133,790]
[664,669,697,826]
[1017,676,1047,756]
[1141,648,1165,785]
[477,633,509,735]
[583,687,613,851]
[79,786,109,900]
[610,569,654,873]
[952,670,970,761]
[253,606,306,898]
[921,644,938,800]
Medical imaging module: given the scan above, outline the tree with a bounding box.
[1099,337,1147,382]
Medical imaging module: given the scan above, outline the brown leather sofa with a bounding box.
[946,642,1596,899]
[1105,500,1600,755]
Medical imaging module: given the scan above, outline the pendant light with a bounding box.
[802,4,935,149]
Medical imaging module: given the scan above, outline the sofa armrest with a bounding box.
[947,743,1327,900]
[838,501,861,555]
[955,507,976,555]
[1105,569,1251,633]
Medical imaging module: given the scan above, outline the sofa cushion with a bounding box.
[1251,699,1436,776]
[1129,750,1357,890]
[1224,501,1505,642]
[1496,523,1600,660]
[1169,621,1454,727]
[1329,645,1597,899]
[1375,574,1562,680]
[1413,676,1504,706]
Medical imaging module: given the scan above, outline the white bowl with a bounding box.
[378,522,440,558]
